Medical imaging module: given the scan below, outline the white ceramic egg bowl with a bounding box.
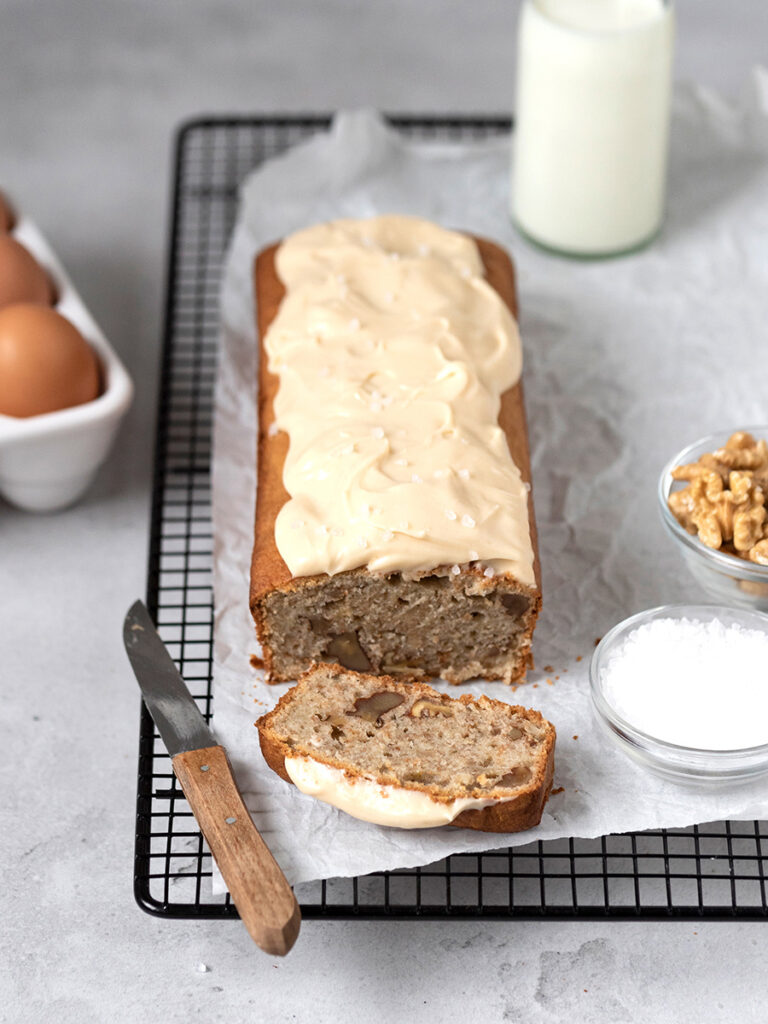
[0,218,133,512]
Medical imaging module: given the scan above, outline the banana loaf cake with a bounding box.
[256,664,556,832]
[250,215,540,684]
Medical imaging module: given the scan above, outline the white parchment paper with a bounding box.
[211,74,768,888]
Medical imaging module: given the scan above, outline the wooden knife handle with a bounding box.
[172,745,301,955]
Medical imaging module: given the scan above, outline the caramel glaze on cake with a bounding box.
[250,230,541,685]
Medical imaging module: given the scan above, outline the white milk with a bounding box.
[511,0,675,257]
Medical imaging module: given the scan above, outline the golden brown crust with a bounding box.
[258,728,293,785]
[450,751,554,833]
[250,233,541,684]
[255,664,556,835]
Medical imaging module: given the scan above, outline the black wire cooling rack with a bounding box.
[134,115,768,922]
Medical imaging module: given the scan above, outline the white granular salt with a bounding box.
[601,617,768,750]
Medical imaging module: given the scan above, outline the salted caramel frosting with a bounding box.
[265,215,535,585]
[284,756,501,829]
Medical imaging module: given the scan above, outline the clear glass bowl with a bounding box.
[590,604,768,785]
[658,427,768,612]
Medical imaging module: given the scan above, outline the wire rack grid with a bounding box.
[134,115,768,922]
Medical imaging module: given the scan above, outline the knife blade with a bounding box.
[124,599,300,956]
[124,601,215,757]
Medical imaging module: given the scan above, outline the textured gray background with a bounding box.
[2,2,767,1021]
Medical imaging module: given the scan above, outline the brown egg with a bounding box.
[0,235,54,309]
[0,304,100,418]
[0,191,14,233]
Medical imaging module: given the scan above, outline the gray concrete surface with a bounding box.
[2,2,768,1021]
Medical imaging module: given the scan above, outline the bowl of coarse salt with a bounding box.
[590,604,768,785]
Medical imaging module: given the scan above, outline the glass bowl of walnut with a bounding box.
[659,428,768,611]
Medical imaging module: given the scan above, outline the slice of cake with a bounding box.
[256,664,556,833]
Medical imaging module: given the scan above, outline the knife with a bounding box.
[123,599,300,956]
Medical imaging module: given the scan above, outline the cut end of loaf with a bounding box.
[256,664,556,833]
[252,565,540,685]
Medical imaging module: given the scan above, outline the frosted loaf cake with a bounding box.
[250,216,540,683]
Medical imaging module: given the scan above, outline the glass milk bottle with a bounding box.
[511,0,675,257]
